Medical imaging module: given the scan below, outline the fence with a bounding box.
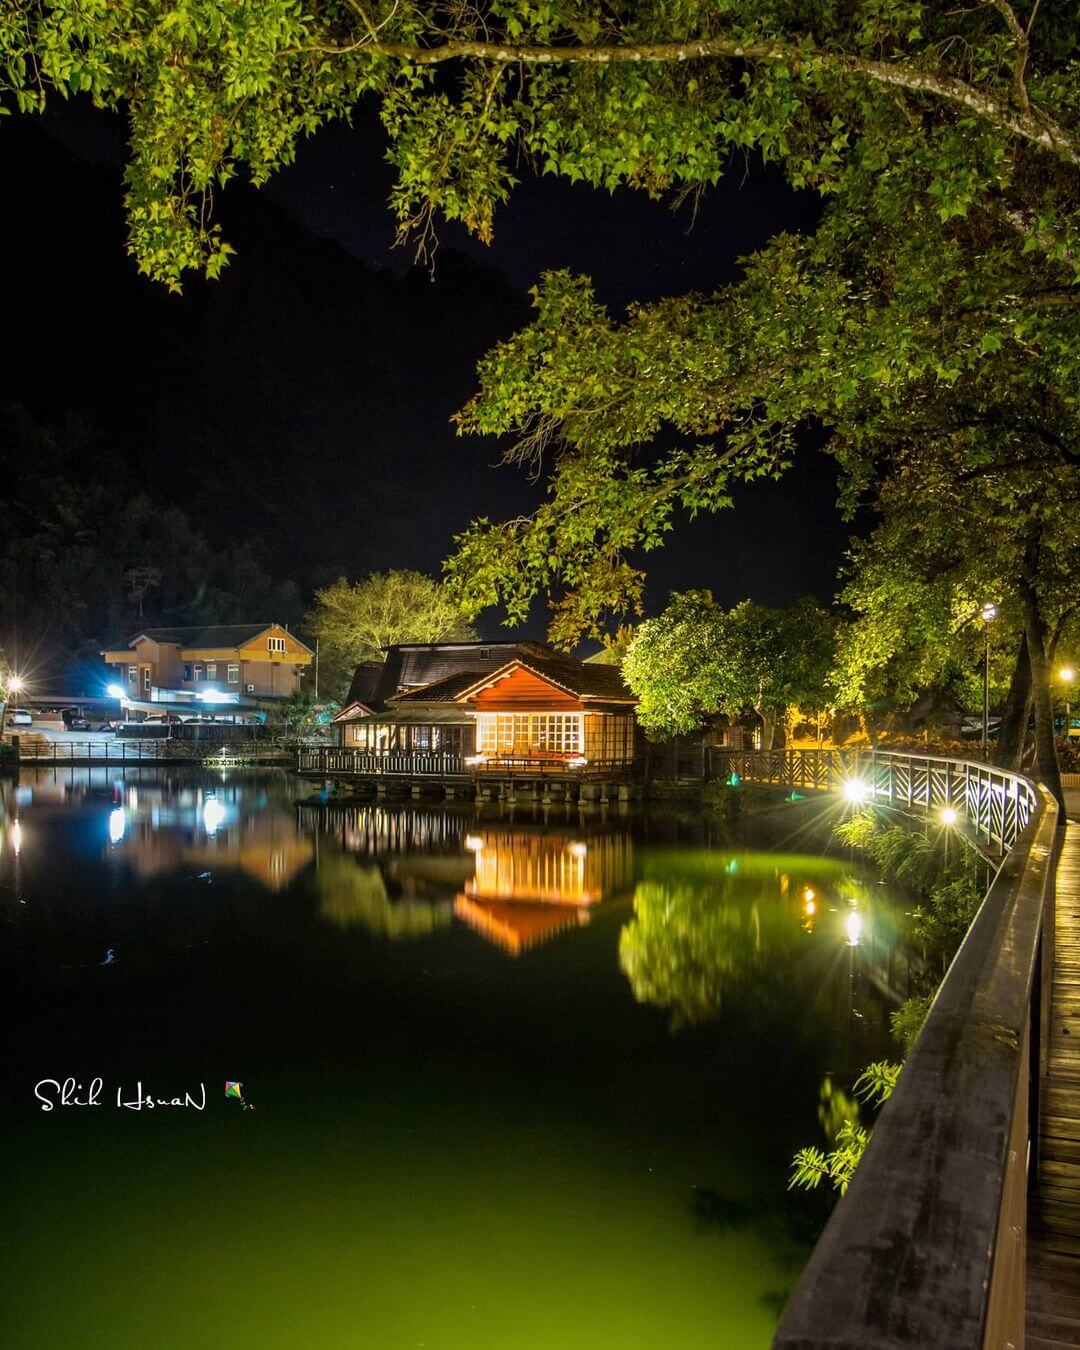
[714,749,1059,1349]
[296,746,645,779]
[711,747,1039,853]
[8,736,290,764]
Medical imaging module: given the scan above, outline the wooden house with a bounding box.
[335,640,638,768]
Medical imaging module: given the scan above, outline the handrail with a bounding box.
[711,747,1039,853]
[709,749,1058,1349]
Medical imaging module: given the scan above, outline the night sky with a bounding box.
[1,101,845,643]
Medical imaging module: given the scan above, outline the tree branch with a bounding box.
[315,31,1080,165]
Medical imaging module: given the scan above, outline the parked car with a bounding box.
[5,710,32,727]
[65,717,92,732]
[96,721,117,733]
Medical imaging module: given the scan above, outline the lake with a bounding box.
[0,767,916,1349]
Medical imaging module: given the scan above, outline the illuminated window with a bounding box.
[227,664,240,684]
[128,665,138,684]
[193,664,203,682]
[268,636,286,654]
[477,713,581,755]
[142,667,151,692]
[206,663,217,680]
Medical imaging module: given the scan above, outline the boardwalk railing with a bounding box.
[8,736,290,764]
[712,749,1059,1349]
[711,747,1039,853]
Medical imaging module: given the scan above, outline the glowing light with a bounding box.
[107,683,125,699]
[842,779,870,803]
[803,887,815,903]
[804,898,816,917]
[202,798,226,835]
[108,808,126,845]
[11,820,22,855]
[7,674,24,693]
[567,841,588,859]
[197,688,236,703]
[939,806,958,827]
[846,911,863,947]
[464,754,487,767]
[568,755,589,768]
[1059,666,1075,684]
[981,602,998,622]
[464,834,484,852]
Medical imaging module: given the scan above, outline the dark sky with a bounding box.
[1,101,845,642]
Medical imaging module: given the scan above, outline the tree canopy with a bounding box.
[306,570,476,696]
[3,2,1076,286]
[624,593,835,746]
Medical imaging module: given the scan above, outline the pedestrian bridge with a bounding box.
[712,748,1076,1349]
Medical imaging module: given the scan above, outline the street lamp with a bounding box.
[5,673,25,726]
[980,603,998,758]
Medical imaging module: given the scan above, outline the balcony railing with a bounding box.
[708,748,1059,1349]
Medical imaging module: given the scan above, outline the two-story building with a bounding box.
[102,624,314,721]
[334,640,639,767]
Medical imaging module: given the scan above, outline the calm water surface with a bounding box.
[1,769,916,1349]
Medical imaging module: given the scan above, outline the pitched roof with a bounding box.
[388,671,487,704]
[455,653,635,704]
[345,662,384,706]
[106,624,312,653]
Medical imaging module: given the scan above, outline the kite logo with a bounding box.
[225,1081,254,1111]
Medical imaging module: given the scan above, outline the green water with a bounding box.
[0,769,915,1349]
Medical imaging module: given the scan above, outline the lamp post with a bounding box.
[980,603,998,758]
[6,672,24,726]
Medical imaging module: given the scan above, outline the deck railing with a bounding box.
[296,746,640,778]
[7,736,289,763]
[709,748,1058,1349]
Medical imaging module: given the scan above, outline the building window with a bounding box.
[477,713,581,756]
[412,726,431,751]
[227,664,240,684]
[479,648,491,659]
[268,636,286,654]
[142,667,151,693]
[193,664,203,682]
[206,663,217,681]
[128,665,138,684]
[183,664,192,681]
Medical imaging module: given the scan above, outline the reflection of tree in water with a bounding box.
[618,855,900,1034]
[315,854,452,939]
[620,879,775,1029]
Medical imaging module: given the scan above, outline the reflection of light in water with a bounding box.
[846,911,863,947]
[11,820,22,855]
[202,798,226,836]
[567,841,588,859]
[127,786,138,811]
[464,834,484,853]
[108,808,126,845]
[804,898,816,916]
[803,887,815,903]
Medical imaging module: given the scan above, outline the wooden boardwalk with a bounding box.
[1028,817,1080,1348]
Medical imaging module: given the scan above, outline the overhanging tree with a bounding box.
[1,3,1076,286]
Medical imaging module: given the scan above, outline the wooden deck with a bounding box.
[1028,817,1080,1348]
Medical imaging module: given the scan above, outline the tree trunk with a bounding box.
[1020,581,1064,808]
[760,713,776,751]
[859,709,879,748]
[993,636,1033,772]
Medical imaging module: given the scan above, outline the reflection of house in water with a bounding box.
[111,783,312,890]
[456,829,633,956]
[300,803,635,956]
